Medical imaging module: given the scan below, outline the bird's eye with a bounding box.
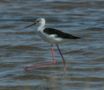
[37,20,39,22]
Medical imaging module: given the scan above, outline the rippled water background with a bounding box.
[0,0,104,90]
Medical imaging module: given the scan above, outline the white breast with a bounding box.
[37,30,63,44]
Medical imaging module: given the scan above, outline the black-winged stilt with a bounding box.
[24,18,80,69]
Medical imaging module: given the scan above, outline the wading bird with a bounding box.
[24,18,80,69]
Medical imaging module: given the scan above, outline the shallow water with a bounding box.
[0,0,104,90]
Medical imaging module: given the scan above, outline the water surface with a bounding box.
[0,0,104,90]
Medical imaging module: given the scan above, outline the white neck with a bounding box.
[37,24,45,31]
[37,20,46,31]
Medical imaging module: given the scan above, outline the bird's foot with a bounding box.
[53,60,58,64]
[24,61,55,71]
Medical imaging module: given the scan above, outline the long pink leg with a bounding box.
[56,44,66,67]
[24,45,57,71]
[51,45,57,64]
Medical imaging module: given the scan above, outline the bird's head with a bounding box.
[24,18,46,28]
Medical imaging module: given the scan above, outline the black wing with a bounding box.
[44,28,80,39]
